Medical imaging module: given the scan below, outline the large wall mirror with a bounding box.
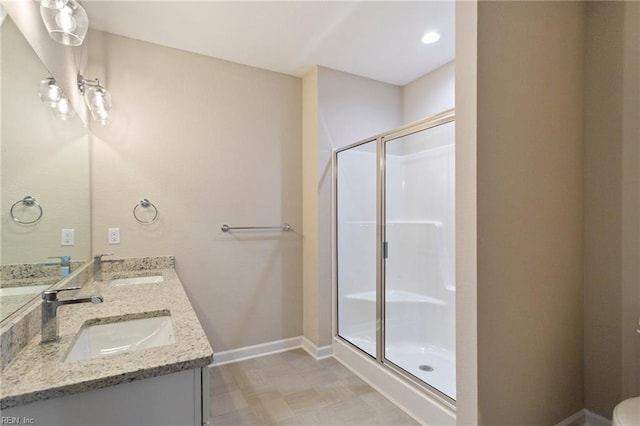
[0,14,91,321]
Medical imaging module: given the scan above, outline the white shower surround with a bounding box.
[336,130,456,405]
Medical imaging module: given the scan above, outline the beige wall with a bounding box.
[1,18,90,265]
[302,66,402,347]
[584,1,640,416]
[455,1,479,423]
[87,30,303,352]
[584,1,624,416]
[477,2,585,423]
[403,60,455,123]
[621,0,640,401]
[302,68,320,345]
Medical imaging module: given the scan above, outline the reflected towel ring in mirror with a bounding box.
[133,199,158,224]
[10,196,44,225]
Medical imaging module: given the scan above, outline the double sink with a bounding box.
[63,273,175,363]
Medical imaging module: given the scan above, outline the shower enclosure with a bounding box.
[335,110,456,404]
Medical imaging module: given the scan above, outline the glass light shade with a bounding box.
[38,77,62,106]
[53,96,76,120]
[85,86,111,124]
[40,0,69,9]
[90,107,109,125]
[40,0,88,46]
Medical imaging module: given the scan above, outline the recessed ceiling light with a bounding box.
[421,31,441,44]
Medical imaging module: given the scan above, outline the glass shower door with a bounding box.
[336,140,378,357]
[383,121,456,400]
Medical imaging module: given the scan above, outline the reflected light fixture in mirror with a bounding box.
[53,96,76,120]
[39,0,87,46]
[38,77,62,106]
[78,74,112,125]
[38,76,76,120]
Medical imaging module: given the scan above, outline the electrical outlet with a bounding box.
[108,228,120,244]
[61,229,74,246]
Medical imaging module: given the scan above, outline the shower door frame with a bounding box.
[333,108,456,407]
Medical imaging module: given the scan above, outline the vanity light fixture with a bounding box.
[40,0,88,46]
[38,76,76,120]
[77,74,112,125]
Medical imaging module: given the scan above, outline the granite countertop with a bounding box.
[0,268,213,409]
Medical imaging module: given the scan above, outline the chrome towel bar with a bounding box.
[221,223,291,233]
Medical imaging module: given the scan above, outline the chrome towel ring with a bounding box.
[133,198,158,224]
[10,196,43,225]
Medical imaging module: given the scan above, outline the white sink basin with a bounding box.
[0,284,52,297]
[109,275,164,286]
[65,314,175,362]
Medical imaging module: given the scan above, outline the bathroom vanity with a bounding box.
[0,257,213,426]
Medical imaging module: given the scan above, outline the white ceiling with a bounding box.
[82,1,455,86]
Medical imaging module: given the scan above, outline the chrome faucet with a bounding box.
[41,287,104,343]
[38,256,71,269]
[38,256,72,277]
[93,253,124,281]
[38,256,69,266]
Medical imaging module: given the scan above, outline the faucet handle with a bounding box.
[94,254,113,261]
[42,286,81,301]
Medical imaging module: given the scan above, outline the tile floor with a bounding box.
[209,349,419,425]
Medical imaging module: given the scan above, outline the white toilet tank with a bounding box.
[612,397,640,426]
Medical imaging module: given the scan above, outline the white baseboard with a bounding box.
[209,336,334,367]
[584,410,612,426]
[210,336,302,366]
[301,337,333,360]
[556,409,611,426]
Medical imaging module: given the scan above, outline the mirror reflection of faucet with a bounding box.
[38,256,71,277]
[93,254,125,281]
[41,287,104,343]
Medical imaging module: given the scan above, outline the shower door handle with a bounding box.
[383,241,389,259]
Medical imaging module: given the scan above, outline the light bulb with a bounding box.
[92,108,109,125]
[92,91,105,109]
[39,77,62,106]
[54,96,76,120]
[47,85,59,100]
[84,85,111,124]
[86,86,112,112]
[57,97,71,114]
[55,6,76,32]
[40,0,69,9]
